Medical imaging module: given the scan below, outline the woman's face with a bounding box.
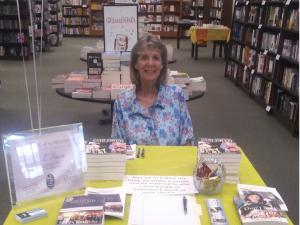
[135,47,163,85]
[247,194,261,203]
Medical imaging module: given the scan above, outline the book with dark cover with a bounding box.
[87,52,102,78]
[57,195,105,225]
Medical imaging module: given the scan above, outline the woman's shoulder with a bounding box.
[116,87,135,100]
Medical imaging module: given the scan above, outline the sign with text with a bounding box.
[123,175,198,195]
[3,123,86,205]
[103,5,138,52]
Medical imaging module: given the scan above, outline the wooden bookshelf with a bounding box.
[62,0,90,36]
[48,0,64,45]
[225,0,299,135]
[0,0,33,59]
[209,0,222,24]
[34,0,52,51]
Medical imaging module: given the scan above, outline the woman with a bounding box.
[111,34,194,145]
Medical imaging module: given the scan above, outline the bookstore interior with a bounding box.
[0,0,299,224]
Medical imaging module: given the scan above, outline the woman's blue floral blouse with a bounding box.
[111,84,194,145]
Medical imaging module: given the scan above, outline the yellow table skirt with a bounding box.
[4,146,293,225]
[188,26,231,44]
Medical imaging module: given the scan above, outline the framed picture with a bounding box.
[103,5,138,52]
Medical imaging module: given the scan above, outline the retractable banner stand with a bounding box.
[2,123,86,205]
[103,5,138,52]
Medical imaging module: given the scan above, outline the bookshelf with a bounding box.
[138,0,181,38]
[209,0,222,25]
[62,0,90,36]
[225,0,299,135]
[34,0,51,51]
[0,0,33,59]
[89,0,103,36]
[48,0,64,45]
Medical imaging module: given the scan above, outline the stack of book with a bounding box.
[93,87,111,99]
[234,184,288,225]
[120,66,131,84]
[64,73,87,93]
[101,70,121,88]
[111,84,135,99]
[169,70,190,86]
[72,88,93,98]
[188,76,206,92]
[82,77,101,89]
[85,138,129,181]
[102,52,121,71]
[51,74,68,88]
[197,138,242,183]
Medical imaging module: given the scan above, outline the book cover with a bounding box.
[237,184,288,212]
[198,138,241,155]
[85,187,126,219]
[233,195,288,225]
[86,138,126,154]
[57,195,105,225]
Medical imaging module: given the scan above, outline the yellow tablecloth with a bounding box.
[188,25,231,44]
[4,146,293,225]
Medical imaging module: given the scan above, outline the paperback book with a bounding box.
[233,184,288,225]
[85,187,126,219]
[57,195,105,225]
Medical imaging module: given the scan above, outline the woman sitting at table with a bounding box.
[111,34,194,146]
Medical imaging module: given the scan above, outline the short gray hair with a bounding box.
[130,34,168,88]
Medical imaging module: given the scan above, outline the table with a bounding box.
[3,146,293,225]
[188,25,230,60]
[55,88,205,124]
[56,88,113,124]
[176,19,196,49]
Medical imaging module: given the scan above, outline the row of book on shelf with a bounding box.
[226,62,298,121]
[63,17,89,26]
[139,4,177,13]
[63,6,89,16]
[52,138,289,225]
[139,14,179,23]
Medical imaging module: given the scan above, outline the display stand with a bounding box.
[103,5,138,52]
[2,123,86,205]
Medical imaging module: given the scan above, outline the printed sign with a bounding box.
[103,5,138,52]
[3,124,86,205]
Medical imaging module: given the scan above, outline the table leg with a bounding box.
[191,43,194,58]
[177,25,180,49]
[212,41,216,59]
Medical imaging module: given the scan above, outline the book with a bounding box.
[237,184,288,212]
[57,195,105,225]
[85,187,126,219]
[234,184,289,225]
[206,198,228,225]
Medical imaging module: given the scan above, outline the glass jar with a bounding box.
[193,158,226,195]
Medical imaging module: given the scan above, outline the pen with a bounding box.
[141,148,145,158]
[183,196,188,214]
